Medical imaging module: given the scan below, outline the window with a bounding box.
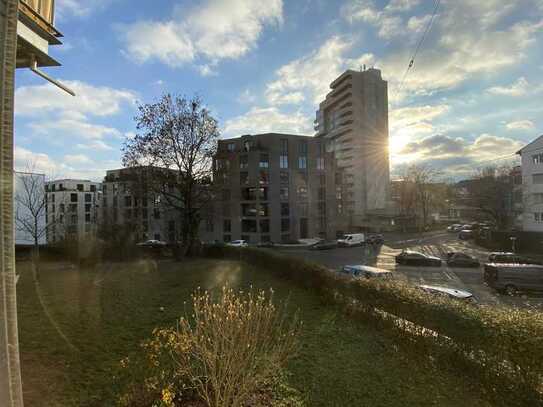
[280,139,288,154]
[241,188,258,200]
[227,142,236,152]
[299,141,307,155]
[222,189,231,201]
[243,140,253,152]
[533,174,543,184]
[51,184,56,192]
[258,187,268,200]
[154,195,161,205]
[51,194,55,203]
[51,204,55,213]
[90,185,96,192]
[85,204,91,212]
[281,203,289,217]
[216,159,230,172]
[69,204,77,212]
[60,204,65,213]
[77,184,84,191]
[260,219,270,233]
[280,171,289,185]
[125,196,132,207]
[298,186,308,201]
[259,171,268,185]
[280,155,288,169]
[85,213,91,222]
[223,219,231,232]
[280,188,289,200]
[259,204,269,217]
[317,157,325,170]
[259,154,269,168]
[70,193,78,202]
[102,185,107,193]
[533,193,543,204]
[242,219,257,233]
[281,218,290,232]
[241,203,257,217]
[85,193,92,203]
[533,154,543,164]
[535,213,543,223]
[70,214,77,224]
[298,156,307,169]
[240,172,249,185]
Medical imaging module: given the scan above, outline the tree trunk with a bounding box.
[0,1,25,405]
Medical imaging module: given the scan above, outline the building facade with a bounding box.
[45,179,102,243]
[213,133,326,243]
[314,68,390,233]
[517,135,543,232]
[101,167,181,243]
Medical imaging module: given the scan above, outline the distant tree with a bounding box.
[14,168,51,259]
[468,165,514,229]
[400,164,441,229]
[122,94,219,255]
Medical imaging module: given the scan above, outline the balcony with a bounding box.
[17,0,62,68]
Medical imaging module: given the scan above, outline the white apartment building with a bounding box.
[45,179,102,243]
[517,135,543,232]
[314,68,390,234]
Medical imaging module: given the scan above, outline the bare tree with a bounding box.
[468,165,514,229]
[122,94,219,255]
[14,170,49,258]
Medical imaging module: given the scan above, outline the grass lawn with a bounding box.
[17,258,493,406]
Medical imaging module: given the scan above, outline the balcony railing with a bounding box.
[21,0,55,26]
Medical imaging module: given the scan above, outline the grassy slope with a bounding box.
[17,259,492,407]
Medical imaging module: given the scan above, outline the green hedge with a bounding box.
[203,246,543,406]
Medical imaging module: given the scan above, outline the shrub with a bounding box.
[117,285,302,407]
[202,246,543,406]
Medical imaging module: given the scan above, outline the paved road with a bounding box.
[275,232,543,309]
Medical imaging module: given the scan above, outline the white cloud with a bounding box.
[222,107,312,137]
[63,154,93,165]
[56,0,114,18]
[15,147,60,175]
[15,80,136,118]
[118,0,283,70]
[487,77,529,96]
[505,120,535,130]
[265,36,375,106]
[407,14,432,32]
[380,1,543,103]
[385,0,420,12]
[342,0,405,39]
[29,118,122,141]
[237,89,257,104]
[390,104,449,131]
[75,141,114,151]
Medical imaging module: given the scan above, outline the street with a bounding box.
[275,231,543,309]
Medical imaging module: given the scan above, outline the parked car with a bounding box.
[484,263,543,295]
[226,240,248,247]
[337,233,365,247]
[487,252,543,265]
[418,285,475,301]
[340,265,393,279]
[395,250,442,267]
[310,240,338,250]
[366,234,384,245]
[447,224,462,232]
[136,239,168,248]
[446,252,480,268]
[458,229,474,240]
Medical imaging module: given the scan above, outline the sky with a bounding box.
[14,0,543,181]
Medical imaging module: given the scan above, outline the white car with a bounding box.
[418,285,475,301]
[337,233,365,247]
[226,240,248,247]
[340,265,393,279]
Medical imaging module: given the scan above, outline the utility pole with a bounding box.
[0,1,24,406]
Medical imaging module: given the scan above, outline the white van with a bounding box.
[337,233,365,247]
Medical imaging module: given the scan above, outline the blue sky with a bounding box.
[14,0,543,180]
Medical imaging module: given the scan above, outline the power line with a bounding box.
[396,0,442,95]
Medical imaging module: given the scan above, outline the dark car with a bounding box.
[487,252,542,265]
[484,263,543,295]
[395,250,442,267]
[256,241,275,248]
[366,234,384,245]
[458,229,474,240]
[310,240,338,250]
[446,252,480,268]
